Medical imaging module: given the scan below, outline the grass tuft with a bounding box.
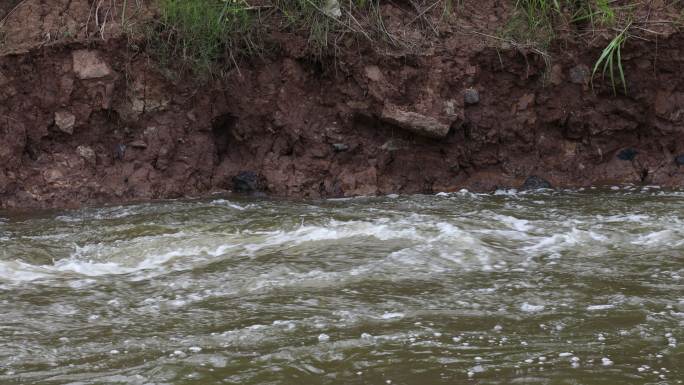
[591,22,631,95]
[151,0,257,77]
[511,0,638,94]
[148,0,414,77]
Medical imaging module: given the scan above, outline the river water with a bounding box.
[0,189,682,384]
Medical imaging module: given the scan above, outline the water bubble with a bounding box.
[470,365,485,373]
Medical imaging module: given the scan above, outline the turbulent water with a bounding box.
[0,189,683,385]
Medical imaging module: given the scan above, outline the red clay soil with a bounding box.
[1,0,684,209]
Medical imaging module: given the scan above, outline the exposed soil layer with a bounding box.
[1,1,684,209]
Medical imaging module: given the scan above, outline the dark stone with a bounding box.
[521,176,552,190]
[617,148,638,161]
[464,88,480,105]
[332,143,349,152]
[569,64,590,85]
[232,171,260,193]
[115,144,126,160]
[675,154,684,166]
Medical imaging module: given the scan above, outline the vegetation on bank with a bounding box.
[509,0,682,94]
[147,0,466,77]
[148,0,681,93]
[150,0,414,77]
[1,0,681,93]
[151,0,256,75]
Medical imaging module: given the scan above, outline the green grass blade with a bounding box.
[616,40,626,93]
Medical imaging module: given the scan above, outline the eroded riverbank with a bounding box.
[1,1,684,209]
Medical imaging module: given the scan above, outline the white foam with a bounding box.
[494,215,533,232]
[210,199,248,210]
[243,219,425,252]
[493,188,520,196]
[0,241,238,283]
[520,303,545,312]
[380,312,405,320]
[524,227,609,254]
[632,230,683,247]
[587,304,615,311]
[0,260,51,282]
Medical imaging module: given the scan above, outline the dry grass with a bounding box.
[507,0,683,94]
[145,0,452,78]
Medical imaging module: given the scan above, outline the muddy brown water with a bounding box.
[0,188,682,384]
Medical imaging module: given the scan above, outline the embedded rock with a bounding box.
[380,105,450,139]
[464,88,480,105]
[521,176,552,190]
[332,143,349,152]
[617,148,638,161]
[569,64,590,85]
[129,140,147,149]
[675,154,684,165]
[76,145,96,166]
[233,171,261,193]
[72,50,112,79]
[54,111,76,134]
